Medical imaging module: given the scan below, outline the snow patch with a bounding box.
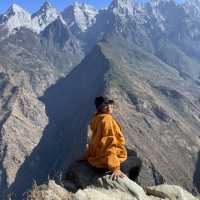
[0,2,63,35]
[62,2,98,32]
[109,0,134,17]
[0,4,32,33]
[31,1,61,33]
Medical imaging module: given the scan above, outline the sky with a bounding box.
[0,0,185,14]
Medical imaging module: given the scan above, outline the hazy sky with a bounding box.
[0,0,185,14]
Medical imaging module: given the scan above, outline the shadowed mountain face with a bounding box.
[0,0,200,199]
[194,150,200,193]
[8,46,110,200]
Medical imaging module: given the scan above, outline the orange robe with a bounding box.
[85,113,127,171]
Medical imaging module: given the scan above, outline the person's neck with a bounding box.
[96,111,111,115]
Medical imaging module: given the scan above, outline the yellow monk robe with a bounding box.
[85,113,127,171]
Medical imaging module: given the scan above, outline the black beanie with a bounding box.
[94,96,114,109]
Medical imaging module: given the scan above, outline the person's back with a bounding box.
[85,96,143,180]
[86,112,127,172]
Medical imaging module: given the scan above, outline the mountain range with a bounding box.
[0,0,200,199]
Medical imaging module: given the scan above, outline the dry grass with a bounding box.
[26,180,72,200]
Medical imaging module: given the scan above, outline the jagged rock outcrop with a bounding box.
[27,181,72,200]
[62,2,98,34]
[146,184,199,200]
[27,169,199,200]
[73,177,198,200]
[109,0,134,17]
[60,160,198,200]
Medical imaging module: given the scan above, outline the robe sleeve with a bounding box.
[98,117,120,171]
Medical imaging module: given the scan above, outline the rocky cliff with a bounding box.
[26,161,199,200]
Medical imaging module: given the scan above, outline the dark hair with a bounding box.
[95,96,114,110]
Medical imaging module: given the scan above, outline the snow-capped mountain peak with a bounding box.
[31,1,60,33]
[0,4,31,32]
[109,0,134,17]
[80,2,98,12]
[184,0,200,6]
[110,0,134,7]
[32,1,54,17]
[41,1,52,9]
[5,4,28,16]
[62,3,98,32]
[184,0,200,17]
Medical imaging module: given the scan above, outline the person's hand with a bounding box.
[110,169,126,180]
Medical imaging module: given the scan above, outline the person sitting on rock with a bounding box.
[85,96,142,181]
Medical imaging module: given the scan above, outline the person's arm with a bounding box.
[99,117,126,179]
[99,117,119,170]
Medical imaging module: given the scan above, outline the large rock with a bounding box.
[146,185,198,200]
[26,180,72,200]
[27,175,199,200]
[26,158,199,199]
[74,175,148,200]
[62,155,164,192]
[58,160,198,200]
[63,156,143,192]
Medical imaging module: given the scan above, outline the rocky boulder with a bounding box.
[61,155,165,192]
[146,185,198,200]
[27,180,72,200]
[26,159,192,200]
[73,176,199,200]
[26,175,198,200]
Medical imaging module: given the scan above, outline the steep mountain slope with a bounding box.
[143,0,200,80]
[96,38,200,192]
[0,78,48,200]
[0,22,83,96]
[85,0,155,53]
[40,17,83,74]
[84,0,200,79]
